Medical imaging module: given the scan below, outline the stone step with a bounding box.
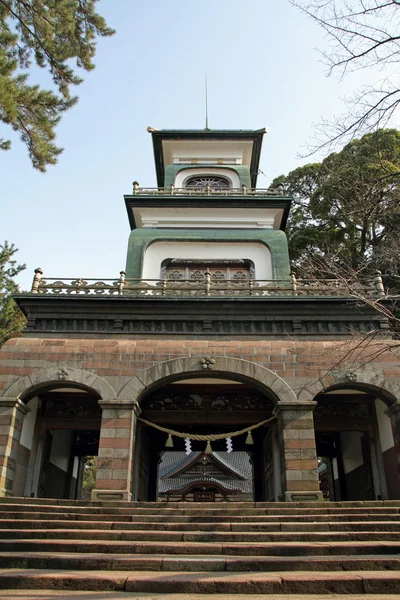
[0,593,398,600]
[2,499,400,596]
[1,499,400,514]
[2,519,400,532]
[2,510,400,523]
[2,498,400,508]
[2,528,400,542]
[0,569,400,594]
[1,551,400,572]
[2,508,400,525]
[1,538,400,555]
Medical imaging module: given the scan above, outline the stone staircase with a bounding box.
[0,498,400,598]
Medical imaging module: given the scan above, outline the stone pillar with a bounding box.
[0,398,30,497]
[385,402,400,493]
[275,401,323,502]
[91,400,141,502]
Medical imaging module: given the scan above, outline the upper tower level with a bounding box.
[124,126,292,281]
[149,127,266,188]
[124,128,291,234]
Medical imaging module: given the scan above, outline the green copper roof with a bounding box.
[149,128,266,188]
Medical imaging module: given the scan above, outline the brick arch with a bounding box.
[117,356,297,404]
[3,367,116,403]
[297,369,400,408]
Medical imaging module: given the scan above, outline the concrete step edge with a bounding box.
[0,592,398,600]
[0,569,400,594]
[1,551,400,572]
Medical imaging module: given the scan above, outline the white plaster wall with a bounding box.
[375,398,395,453]
[20,397,39,450]
[340,431,364,474]
[134,207,280,229]
[175,168,240,188]
[49,430,73,472]
[163,139,253,168]
[142,241,272,280]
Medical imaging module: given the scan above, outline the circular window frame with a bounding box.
[184,175,232,189]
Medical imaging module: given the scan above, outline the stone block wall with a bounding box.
[1,337,400,395]
[0,336,399,500]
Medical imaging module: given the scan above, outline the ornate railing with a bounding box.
[130,183,284,197]
[27,269,386,298]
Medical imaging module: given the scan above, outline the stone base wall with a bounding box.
[0,336,399,501]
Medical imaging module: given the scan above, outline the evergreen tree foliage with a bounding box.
[272,129,400,280]
[0,1,114,170]
[82,456,97,499]
[0,241,26,346]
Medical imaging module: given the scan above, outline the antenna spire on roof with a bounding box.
[205,74,210,131]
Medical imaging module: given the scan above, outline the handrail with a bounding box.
[129,185,285,197]
[26,269,386,298]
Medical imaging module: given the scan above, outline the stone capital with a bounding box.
[0,397,30,414]
[98,399,141,414]
[274,401,317,415]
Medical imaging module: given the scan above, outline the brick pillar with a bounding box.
[0,398,30,497]
[91,400,140,502]
[275,401,323,502]
[386,402,400,492]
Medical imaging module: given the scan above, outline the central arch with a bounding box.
[125,357,296,503]
[118,356,297,404]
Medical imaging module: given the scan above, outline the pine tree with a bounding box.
[0,241,26,346]
[0,1,114,170]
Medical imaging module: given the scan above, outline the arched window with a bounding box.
[185,175,231,188]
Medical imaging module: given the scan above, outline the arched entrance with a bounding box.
[314,383,400,501]
[18,386,101,499]
[1,368,110,500]
[132,375,280,502]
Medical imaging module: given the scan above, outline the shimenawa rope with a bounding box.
[137,415,276,441]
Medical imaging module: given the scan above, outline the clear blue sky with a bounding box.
[0,0,388,290]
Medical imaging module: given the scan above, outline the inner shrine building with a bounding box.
[1,126,400,503]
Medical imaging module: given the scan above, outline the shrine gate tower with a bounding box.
[1,126,399,504]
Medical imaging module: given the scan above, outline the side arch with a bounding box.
[297,369,400,408]
[117,356,297,404]
[2,367,116,403]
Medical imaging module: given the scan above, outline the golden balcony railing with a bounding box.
[27,269,386,298]
[129,183,285,197]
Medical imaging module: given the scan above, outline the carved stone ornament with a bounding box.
[200,356,215,370]
[45,398,101,418]
[345,371,357,382]
[57,368,69,380]
[314,401,369,421]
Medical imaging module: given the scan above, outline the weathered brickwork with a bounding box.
[0,400,29,496]
[1,336,400,501]
[1,337,400,394]
[94,402,139,500]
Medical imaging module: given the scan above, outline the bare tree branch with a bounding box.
[291,0,400,152]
